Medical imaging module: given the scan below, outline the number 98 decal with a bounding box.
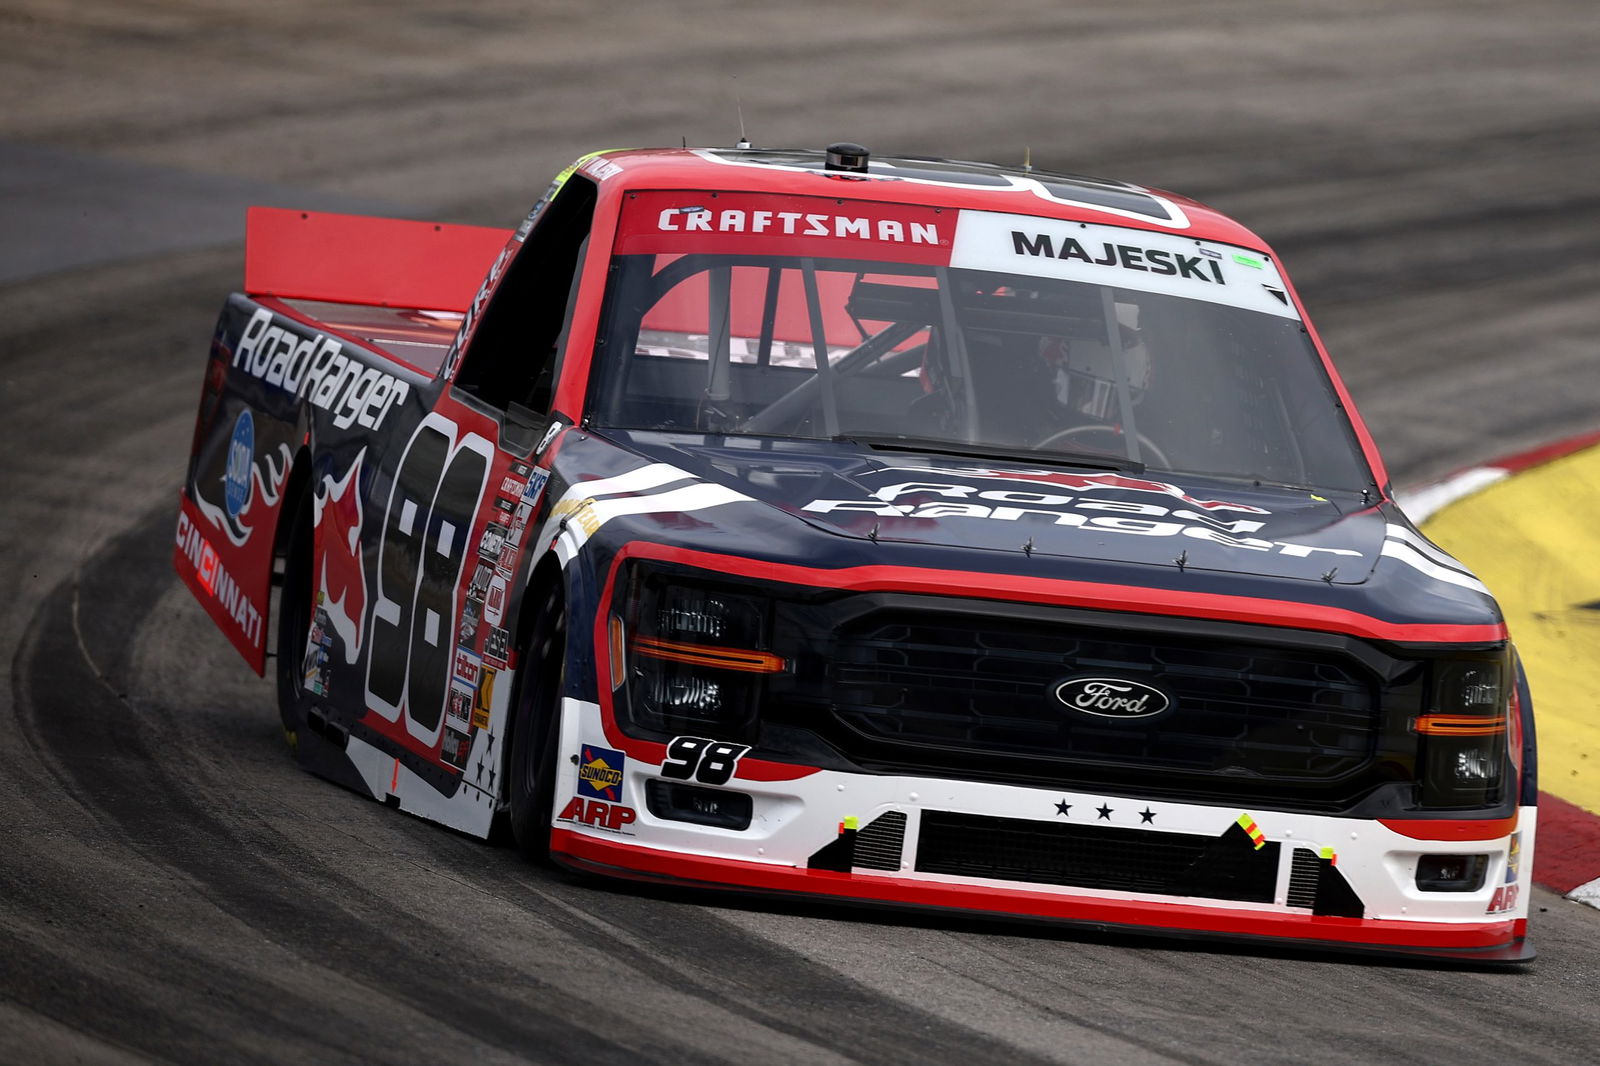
[660,736,749,786]
[365,413,492,743]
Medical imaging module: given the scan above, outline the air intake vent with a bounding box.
[915,811,1280,903]
[1286,847,1322,909]
[852,811,907,871]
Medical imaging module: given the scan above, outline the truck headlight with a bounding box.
[1417,660,1507,808]
[612,567,785,742]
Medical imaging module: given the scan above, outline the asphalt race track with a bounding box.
[4,3,1600,1062]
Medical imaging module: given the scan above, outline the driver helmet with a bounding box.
[1039,308,1151,420]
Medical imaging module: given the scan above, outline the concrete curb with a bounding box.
[1397,430,1600,523]
[1402,428,1600,911]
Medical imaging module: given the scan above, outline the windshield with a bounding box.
[589,192,1374,492]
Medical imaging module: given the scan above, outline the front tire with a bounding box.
[507,582,566,858]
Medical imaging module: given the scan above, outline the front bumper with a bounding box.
[552,698,1535,962]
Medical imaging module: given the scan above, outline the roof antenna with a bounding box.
[734,75,751,149]
[1022,146,1032,174]
[681,134,687,149]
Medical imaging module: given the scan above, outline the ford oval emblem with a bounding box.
[1053,677,1173,719]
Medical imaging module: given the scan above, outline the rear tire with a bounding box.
[508,582,566,859]
[274,486,315,749]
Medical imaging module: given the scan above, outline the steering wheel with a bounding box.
[1034,424,1171,469]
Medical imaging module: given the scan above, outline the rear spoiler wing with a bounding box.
[244,207,512,313]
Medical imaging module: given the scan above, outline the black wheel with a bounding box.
[507,581,566,858]
[274,485,315,749]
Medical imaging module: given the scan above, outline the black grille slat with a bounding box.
[915,811,1279,902]
[825,612,1380,785]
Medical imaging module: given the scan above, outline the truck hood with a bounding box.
[606,432,1383,585]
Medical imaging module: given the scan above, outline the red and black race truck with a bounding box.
[176,144,1535,960]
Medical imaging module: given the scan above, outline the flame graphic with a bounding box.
[195,442,295,547]
[314,448,368,664]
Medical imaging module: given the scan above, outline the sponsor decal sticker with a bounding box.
[483,573,508,627]
[478,522,508,561]
[175,508,263,648]
[457,598,481,644]
[483,625,510,667]
[577,744,626,802]
[446,682,474,732]
[950,212,1300,320]
[224,410,254,519]
[557,797,637,833]
[452,648,482,689]
[233,308,411,429]
[471,667,496,731]
[617,192,952,267]
[440,725,473,770]
[467,562,495,601]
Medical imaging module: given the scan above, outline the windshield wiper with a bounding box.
[837,434,1145,474]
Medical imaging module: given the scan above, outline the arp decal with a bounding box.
[364,413,493,744]
[1487,885,1520,914]
[576,744,626,802]
[558,797,637,833]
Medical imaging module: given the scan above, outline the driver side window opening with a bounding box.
[453,175,598,414]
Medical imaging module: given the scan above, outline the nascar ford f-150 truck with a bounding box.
[176,144,1536,961]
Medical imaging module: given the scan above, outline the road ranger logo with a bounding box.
[1012,231,1226,284]
[233,308,410,430]
[659,207,940,245]
[1054,677,1172,719]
